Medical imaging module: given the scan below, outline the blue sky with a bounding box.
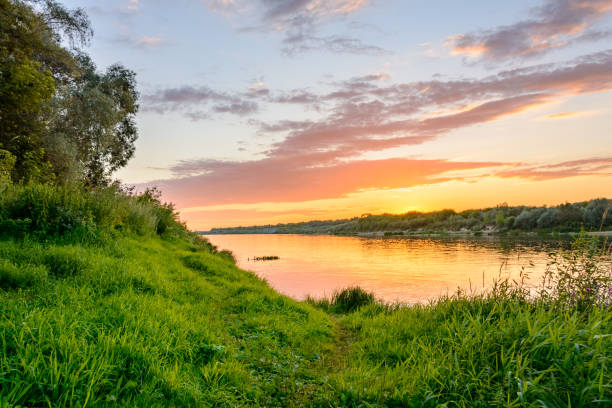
[63,0,612,228]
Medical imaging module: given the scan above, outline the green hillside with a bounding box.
[1,183,611,407]
[1,1,611,406]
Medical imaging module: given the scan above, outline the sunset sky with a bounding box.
[67,0,612,229]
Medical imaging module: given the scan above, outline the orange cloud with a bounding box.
[153,158,502,208]
[143,51,612,216]
[496,157,612,181]
[180,173,612,230]
[541,110,604,119]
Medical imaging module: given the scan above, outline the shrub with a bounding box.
[583,198,611,229]
[0,184,95,237]
[0,183,191,241]
[504,215,516,229]
[513,209,542,230]
[537,208,558,228]
[494,212,505,228]
[330,286,375,313]
[556,202,583,229]
[0,149,16,185]
[539,233,612,309]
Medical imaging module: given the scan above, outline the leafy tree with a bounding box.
[0,0,90,181]
[513,209,542,230]
[1,0,138,185]
[583,198,611,229]
[556,202,584,229]
[45,54,139,186]
[504,215,516,230]
[536,208,558,229]
[0,149,15,184]
[495,212,505,228]
[0,56,55,181]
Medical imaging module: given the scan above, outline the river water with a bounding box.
[204,234,568,304]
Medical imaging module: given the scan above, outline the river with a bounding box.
[204,234,569,304]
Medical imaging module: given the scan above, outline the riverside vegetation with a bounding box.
[204,199,612,236]
[1,1,611,406]
[1,183,611,406]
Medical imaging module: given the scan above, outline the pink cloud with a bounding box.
[142,51,612,209]
[496,157,612,180]
[447,0,612,62]
[154,159,502,208]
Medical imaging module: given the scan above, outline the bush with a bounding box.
[583,198,611,229]
[513,209,542,230]
[537,208,558,228]
[330,286,375,313]
[0,183,188,240]
[0,149,16,185]
[504,215,515,229]
[556,202,583,229]
[540,233,612,309]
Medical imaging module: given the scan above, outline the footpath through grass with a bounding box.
[0,235,337,406]
[0,184,611,406]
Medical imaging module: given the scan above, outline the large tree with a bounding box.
[0,0,138,185]
[46,54,139,186]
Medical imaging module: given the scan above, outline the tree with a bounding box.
[583,198,611,229]
[556,202,583,230]
[514,209,542,230]
[1,0,138,185]
[537,208,558,229]
[495,212,505,229]
[0,149,16,184]
[0,0,91,182]
[45,54,139,186]
[0,56,55,181]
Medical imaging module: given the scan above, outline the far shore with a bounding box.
[355,230,612,238]
[202,230,612,238]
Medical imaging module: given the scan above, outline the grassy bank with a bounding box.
[312,289,612,406]
[1,184,611,406]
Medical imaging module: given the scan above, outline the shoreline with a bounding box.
[203,230,612,238]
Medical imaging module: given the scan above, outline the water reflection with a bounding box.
[204,234,568,304]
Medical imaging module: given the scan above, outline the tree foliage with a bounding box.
[207,199,612,234]
[46,54,139,185]
[0,0,138,185]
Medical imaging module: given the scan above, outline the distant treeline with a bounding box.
[204,198,612,235]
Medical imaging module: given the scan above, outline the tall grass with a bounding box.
[0,183,230,257]
[0,183,610,406]
[308,286,376,313]
[0,236,333,407]
[307,233,612,406]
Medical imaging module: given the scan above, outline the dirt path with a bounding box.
[291,317,355,407]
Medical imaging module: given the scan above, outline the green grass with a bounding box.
[308,286,375,314]
[323,296,611,407]
[0,183,611,406]
[0,236,334,407]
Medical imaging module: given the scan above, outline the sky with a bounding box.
[65,0,612,229]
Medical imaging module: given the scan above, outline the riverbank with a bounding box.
[2,231,610,406]
[354,229,612,238]
[205,229,612,238]
[1,185,611,406]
